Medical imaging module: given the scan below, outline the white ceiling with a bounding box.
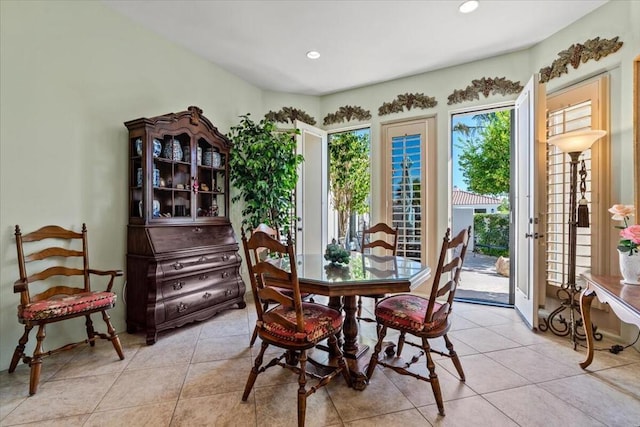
[103,0,608,96]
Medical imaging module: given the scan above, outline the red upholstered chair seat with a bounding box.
[19,291,117,321]
[261,302,343,343]
[375,294,448,333]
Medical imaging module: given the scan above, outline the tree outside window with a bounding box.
[328,130,370,245]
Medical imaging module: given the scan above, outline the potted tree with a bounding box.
[228,114,304,232]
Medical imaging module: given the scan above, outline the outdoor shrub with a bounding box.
[473,213,509,257]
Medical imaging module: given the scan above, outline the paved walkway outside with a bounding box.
[457,253,510,305]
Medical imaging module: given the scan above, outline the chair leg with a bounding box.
[29,325,46,395]
[9,325,32,373]
[357,296,363,319]
[396,331,406,357]
[243,341,268,401]
[101,310,125,360]
[421,337,444,416]
[444,334,465,381]
[85,314,96,346]
[366,325,387,379]
[249,325,259,346]
[297,350,308,427]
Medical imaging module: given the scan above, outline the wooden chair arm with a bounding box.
[88,269,124,292]
[88,269,123,277]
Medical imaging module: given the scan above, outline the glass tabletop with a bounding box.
[293,252,428,284]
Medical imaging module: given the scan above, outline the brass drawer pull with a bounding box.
[221,271,230,279]
[222,254,230,261]
[172,262,184,270]
[197,256,208,263]
[199,274,209,280]
[172,281,184,291]
[177,302,188,313]
[225,289,232,297]
[193,227,202,233]
[203,292,212,299]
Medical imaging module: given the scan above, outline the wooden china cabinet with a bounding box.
[125,106,245,344]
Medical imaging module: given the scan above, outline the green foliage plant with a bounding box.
[228,114,304,231]
[473,213,509,257]
[328,132,371,240]
[324,239,350,265]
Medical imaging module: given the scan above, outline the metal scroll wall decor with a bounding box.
[447,77,523,105]
[265,107,317,126]
[539,36,623,83]
[378,92,437,116]
[323,105,372,126]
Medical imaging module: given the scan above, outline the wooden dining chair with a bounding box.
[357,222,398,322]
[241,228,352,426]
[366,227,471,416]
[9,224,125,395]
[248,223,314,346]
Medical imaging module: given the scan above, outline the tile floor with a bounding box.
[1,295,640,427]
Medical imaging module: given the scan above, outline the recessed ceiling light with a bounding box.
[459,0,479,13]
[306,50,320,60]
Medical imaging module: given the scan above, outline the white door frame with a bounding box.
[295,120,328,255]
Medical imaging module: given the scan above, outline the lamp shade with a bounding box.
[548,129,606,153]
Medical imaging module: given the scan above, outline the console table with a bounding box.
[579,272,640,369]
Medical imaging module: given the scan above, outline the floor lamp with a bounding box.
[544,129,606,349]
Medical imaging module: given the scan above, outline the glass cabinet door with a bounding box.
[129,136,144,219]
[195,137,226,218]
[153,133,192,220]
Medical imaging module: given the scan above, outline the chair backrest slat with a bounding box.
[21,225,82,242]
[28,266,84,284]
[32,285,85,302]
[361,222,398,256]
[423,227,471,325]
[25,247,84,262]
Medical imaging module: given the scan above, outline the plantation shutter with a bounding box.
[390,134,422,261]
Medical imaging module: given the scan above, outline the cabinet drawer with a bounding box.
[159,252,238,278]
[147,225,237,253]
[161,267,237,300]
[164,282,239,321]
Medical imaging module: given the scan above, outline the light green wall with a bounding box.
[0,0,264,370]
[1,0,638,370]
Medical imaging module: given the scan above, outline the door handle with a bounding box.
[525,233,544,239]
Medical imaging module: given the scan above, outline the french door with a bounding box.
[514,75,546,329]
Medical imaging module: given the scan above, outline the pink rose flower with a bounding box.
[620,224,640,245]
[608,204,635,221]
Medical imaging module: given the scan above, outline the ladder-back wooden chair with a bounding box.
[366,227,470,416]
[9,224,125,395]
[241,228,351,426]
[249,223,313,346]
[357,222,398,322]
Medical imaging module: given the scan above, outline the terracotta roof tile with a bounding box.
[452,189,502,206]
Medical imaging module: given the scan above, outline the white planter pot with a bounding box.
[618,249,640,285]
